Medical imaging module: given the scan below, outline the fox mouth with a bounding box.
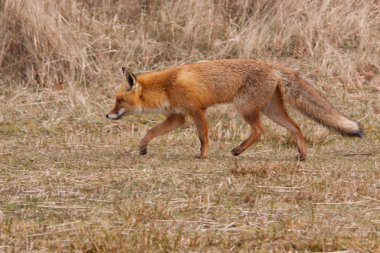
[106,109,127,120]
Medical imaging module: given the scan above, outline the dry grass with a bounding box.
[0,0,379,252]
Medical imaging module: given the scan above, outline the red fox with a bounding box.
[106,59,363,160]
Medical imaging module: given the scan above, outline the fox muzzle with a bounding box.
[105,108,127,120]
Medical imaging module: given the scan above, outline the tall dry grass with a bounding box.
[0,0,379,88]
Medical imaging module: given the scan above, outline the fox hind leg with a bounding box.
[262,89,307,160]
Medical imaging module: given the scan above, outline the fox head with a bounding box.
[106,67,142,120]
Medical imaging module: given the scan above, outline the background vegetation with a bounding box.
[0,0,379,251]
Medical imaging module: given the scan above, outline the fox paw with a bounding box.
[139,148,147,155]
[195,154,207,159]
[296,154,306,161]
[231,148,242,156]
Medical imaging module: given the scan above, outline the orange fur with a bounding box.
[106,59,363,160]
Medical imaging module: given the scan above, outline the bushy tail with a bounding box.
[279,71,364,138]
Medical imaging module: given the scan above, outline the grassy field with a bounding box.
[1,0,380,252]
[0,85,379,252]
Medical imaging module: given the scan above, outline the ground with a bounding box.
[0,84,379,252]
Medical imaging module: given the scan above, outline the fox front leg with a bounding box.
[139,114,185,155]
[191,110,209,159]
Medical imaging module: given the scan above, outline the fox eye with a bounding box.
[116,98,123,103]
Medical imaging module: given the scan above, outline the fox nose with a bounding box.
[105,114,109,118]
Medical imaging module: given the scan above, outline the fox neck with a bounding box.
[137,89,172,114]
[136,70,184,115]
[136,87,185,115]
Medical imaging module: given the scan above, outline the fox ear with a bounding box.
[121,67,137,90]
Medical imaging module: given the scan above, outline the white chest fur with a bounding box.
[138,101,185,115]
